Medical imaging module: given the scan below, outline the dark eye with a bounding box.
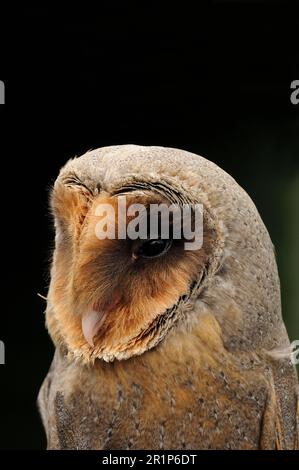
[136,239,172,259]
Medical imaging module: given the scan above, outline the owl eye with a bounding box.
[136,239,172,259]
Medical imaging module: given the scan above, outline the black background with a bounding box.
[0,1,298,449]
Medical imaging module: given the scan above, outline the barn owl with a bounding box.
[38,145,298,450]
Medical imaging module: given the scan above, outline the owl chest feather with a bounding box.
[39,321,277,450]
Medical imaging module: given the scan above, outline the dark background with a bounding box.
[0,1,298,449]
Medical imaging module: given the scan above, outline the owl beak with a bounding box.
[81,289,122,347]
[82,309,107,347]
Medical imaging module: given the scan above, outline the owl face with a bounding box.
[48,178,217,362]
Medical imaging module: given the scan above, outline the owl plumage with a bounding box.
[38,145,299,449]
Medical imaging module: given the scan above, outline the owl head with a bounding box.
[46,145,283,363]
